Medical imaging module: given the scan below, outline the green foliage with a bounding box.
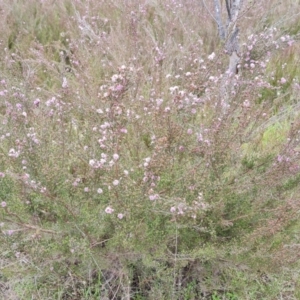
[211,292,239,300]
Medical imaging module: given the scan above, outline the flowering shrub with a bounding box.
[0,0,300,298]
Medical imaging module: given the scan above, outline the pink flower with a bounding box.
[149,194,159,201]
[170,207,176,213]
[105,206,114,214]
[62,77,68,88]
[1,201,7,208]
[280,77,287,84]
[5,230,14,236]
[16,103,22,110]
[97,188,103,194]
[114,84,124,92]
[33,99,40,106]
[113,154,119,161]
[120,128,127,134]
[117,213,124,219]
[72,178,80,187]
[8,148,20,158]
[113,180,119,186]
[277,155,283,163]
[208,52,215,60]
[243,100,250,108]
[156,98,163,106]
[0,172,5,178]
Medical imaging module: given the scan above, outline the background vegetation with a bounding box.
[1,0,300,299]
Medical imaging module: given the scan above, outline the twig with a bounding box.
[202,0,219,24]
[3,218,57,234]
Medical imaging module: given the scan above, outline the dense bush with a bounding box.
[1,0,300,299]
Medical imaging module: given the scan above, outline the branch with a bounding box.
[213,0,226,40]
[225,0,232,21]
[224,0,244,55]
[230,0,244,24]
[202,0,219,25]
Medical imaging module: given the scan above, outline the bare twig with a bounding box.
[202,0,219,25]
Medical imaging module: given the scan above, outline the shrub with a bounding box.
[1,0,300,298]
